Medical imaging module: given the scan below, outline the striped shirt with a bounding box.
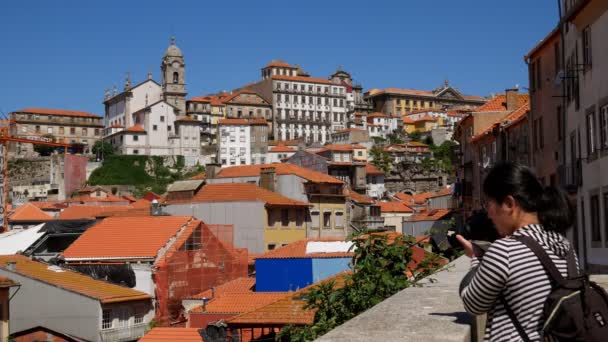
[460,224,574,342]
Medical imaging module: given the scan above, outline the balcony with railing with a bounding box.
[558,159,582,192]
[99,323,148,342]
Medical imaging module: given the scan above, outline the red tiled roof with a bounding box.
[393,192,414,204]
[428,187,453,198]
[269,145,296,153]
[406,209,452,222]
[471,102,530,142]
[376,200,414,213]
[190,293,288,314]
[347,190,374,204]
[58,205,132,219]
[189,173,207,180]
[412,192,434,204]
[68,192,130,204]
[415,115,438,123]
[322,144,366,151]
[63,216,198,260]
[190,277,256,299]
[9,203,53,221]
[264,61,297,69]
[216,164,344,184]
[14,108,100,118]
[256,239,352,259]
[367,112,389,118]
[218,118,268,126]
[402,116,416,124]
[475,94,529,112]
[124,125,146,133]
[333,128,366,134]
[189,94,228,106]
[271,75,334,85]
[140,328,203,342]
[365,163,384,175]
[164,183,310,207]
[0,255,150,303]
[29,201,67,211]
[122,194,137,203]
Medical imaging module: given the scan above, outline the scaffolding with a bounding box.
[153,222,248,324]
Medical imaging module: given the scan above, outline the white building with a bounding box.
[267,145,296,163]
[102,37,201,164]
[366,113,400,139]
[217,118,268,166]
[246,61,348,144]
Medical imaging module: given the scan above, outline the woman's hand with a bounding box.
[456,235,474,258]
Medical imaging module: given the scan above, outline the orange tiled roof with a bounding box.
[367,112,389,118]
[333,128,366,134]
[68,192,130,204]
[124,125,146,133]
[29,201,67,210]
[218,118,268,126]
[189,172,207,180]
[63,216,198,260]
[122,194,137,203]
[216,164,344,184]
[428,187,453,198]
[365,163,384,175]
[376,200,414,213]
[393,192,414,204]
[264,60,297,69]
[406,209,452,222]
[406,141,429,147]
[58,205,134,220]
[189,94,228,106]
[471,102,530,142]
[402,116,416,124]
[139,328,203,342]
[165,183,311,207]
[415,115,438,123]
[14,108,100,118]
[191,277,256,300]
[130,199,151,209]
[475,94,529,112]
[269,145,296,153]
[271,75,334,85]
[0,255,150,303]
[412,192,434,204]
[9,203,53,221]
[190,292,288,314]
[322,144,366,151]
[256,239,353,259]
[347,190,374,204]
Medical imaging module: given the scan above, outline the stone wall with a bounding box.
[7,157,52,188]
[385,162,449,194]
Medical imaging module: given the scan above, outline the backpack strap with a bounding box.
[566,247,579,277]
[499,296,532,342]
[513,235,567,287]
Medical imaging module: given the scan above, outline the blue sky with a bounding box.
[0,0,558,116]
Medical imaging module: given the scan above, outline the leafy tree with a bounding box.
[33,134,56,156]
[387,133,405,145]
[276,234,444,341]
[429,141,456,173]
[369,145,392,173]
[371,136,386,145]
[408,130,421,142]
[424,135,434,146]
[92,140,114,159]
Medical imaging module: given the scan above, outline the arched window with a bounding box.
[173,72,179,84]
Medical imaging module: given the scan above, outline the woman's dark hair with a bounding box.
[482,162,575,233]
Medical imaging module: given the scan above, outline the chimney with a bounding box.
[205,163,221,179]
[6,262,16,271]
[260,167,276,192]
[505,87,519,111]
[150,199,163,216]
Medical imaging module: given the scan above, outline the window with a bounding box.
[133,135,139,141]
[168,125,172,131]
[296,209,304,227]
[240,147,246,155]
[239,136,246,142]
[82,128,87,136]
[267,243,276,251]
[134,307,144,324]
[173,72,179,84]
[311,211,320,229]
[281,209,289,226]
[557,106,564,141]
[582,26,592,69]
[70,127,76,135]
[220,148,226,154]
[221,158,227,165]
[240,158,246,165]
[102,309,112,330]
[117,307,130,328]
[591,194,601,244]
[47,127,53,134]
[153,125,158,131]
[323,212,332,229]
[35,125,40,133]
[587,110,596,157]
[160,116,165,122]
[95,128,100,136]
[230,147,236,155]
[133,149,139,154]
[335,211,344,228]
[601,105,608,150]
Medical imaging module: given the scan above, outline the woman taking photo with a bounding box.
[457,162,576,341]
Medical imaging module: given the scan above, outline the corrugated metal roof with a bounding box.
[167,179,205,192]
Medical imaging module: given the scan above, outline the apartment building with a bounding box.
[186,93,226,145]
[558,0,608,271]
[245,60,348,144]
[217,119,269,166]
[9,108,103,155]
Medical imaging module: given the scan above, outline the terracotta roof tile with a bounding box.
[347,190,374,204]
[406,209,452,222]
[415,115,438,123]
[322,144,366,151]
[189,173,207,180]
[376,200,414,213]
[402,116,416,124]
[29,201,67,210]
[68,192,130,204]
[269,145,296,153]
[14,108,100,118]
[190,277,256,299]
[412,192,434,204]
[0,255,150,303]
[140,328,203,342]
[164,183,310,207]
[190,292,288,314]
[9,203,53,221]
[264,61,297,69]
[58,205,135,220]
[271,75,335,85]
[63,216,198,260]
[218,118,268,126]
[475,94,529,112]
[216,164,344,184]
[124,125,146,133]
[471,102,530,142]
[393,192,414,204]
[365,163,384,175]
[122,195,137,203]
[256,239,353,259]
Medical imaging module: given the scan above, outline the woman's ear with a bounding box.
[503,195,516,213]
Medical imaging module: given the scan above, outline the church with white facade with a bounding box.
[102,37,201,164]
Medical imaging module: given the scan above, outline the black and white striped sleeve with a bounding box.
[459,240,510,315]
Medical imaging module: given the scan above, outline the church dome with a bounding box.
[165,36,183,57]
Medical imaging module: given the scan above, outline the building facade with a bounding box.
[9,108,103,155]
[217,119,269,166]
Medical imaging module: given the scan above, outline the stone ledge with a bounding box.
[315,256,474,342]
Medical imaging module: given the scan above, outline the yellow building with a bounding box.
[402,116,417,133]
[414,115,439,132]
